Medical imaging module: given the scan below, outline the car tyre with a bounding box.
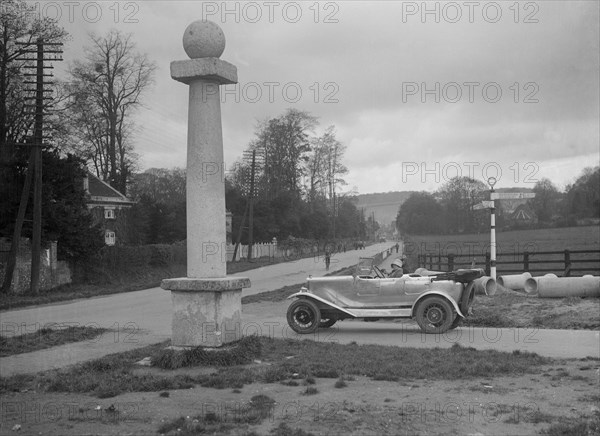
[415,296,455,334]
[287,299,321,334]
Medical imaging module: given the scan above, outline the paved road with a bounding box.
[0,242,393,336]
[1,242,598,376]
[0,243,394,375]
[234,242,399,296]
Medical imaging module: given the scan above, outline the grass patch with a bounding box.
[463,308,513,328]
[0,326,106,357]
[0,337,552,398]
[270,423,316,436]
[541,414,600,435]
[0,341,242,398]
[259,339,549,382]
[464,292,600,330]
[153,336,262,369]
[302,386,318,396]
[303,375,316,385]
[334,376,347,388]
[579,393,600,403]
[157,394,276,435]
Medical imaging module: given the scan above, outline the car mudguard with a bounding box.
[458,282,475,315]
[288,291,356,318]
[411,290,465,318]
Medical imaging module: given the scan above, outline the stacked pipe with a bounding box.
[524,275,600,298]
[473,276,497,296]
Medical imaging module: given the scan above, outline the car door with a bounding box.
[352,277,406,307]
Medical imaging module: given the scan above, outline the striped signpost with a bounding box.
[478,178,535,280]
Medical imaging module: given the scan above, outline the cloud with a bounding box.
[52,1,598,194]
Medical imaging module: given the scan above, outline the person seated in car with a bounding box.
[389,258,404,278]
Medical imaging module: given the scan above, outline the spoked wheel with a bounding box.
[319,318,337,328]
[415,296,455,334]
[287,299,321,334]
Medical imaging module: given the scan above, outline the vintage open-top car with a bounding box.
[286,257,485,334]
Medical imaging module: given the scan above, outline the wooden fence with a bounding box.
[417,249,600,277]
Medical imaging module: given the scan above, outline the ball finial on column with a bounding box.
[183,20,226,59]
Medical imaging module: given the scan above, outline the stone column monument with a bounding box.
[161,20,250,348]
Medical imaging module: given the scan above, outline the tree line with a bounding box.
[0,1,367,257]
[1,1,154,261]
[396,168,600,235]
[126,109,369,245]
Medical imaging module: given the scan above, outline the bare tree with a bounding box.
[0,0,68,241]
[251,109,318,199]
[306,126,348,206]
[0,0,67,161]
[66,29,156,194]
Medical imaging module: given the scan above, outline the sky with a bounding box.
[37,0,599,195]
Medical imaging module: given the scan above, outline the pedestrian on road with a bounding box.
[395,243,399,253]
[325,251,331,271]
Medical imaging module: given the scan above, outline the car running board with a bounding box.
[345,308,413,318]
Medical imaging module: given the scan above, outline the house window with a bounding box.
[104,208,115,219]
[105,231,116,246]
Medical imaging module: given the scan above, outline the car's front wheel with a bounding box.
[415,296,455,334]
[287,299,321,334]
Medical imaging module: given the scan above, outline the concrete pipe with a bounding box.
[497,272,532,291]
[473,276,497,296]
[524,276,600,298]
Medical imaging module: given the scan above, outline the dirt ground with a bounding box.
[467,286,600,330]
[1,357,598,436]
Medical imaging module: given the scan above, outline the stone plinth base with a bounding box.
[161,277,250,348]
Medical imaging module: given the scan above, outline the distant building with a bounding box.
[84,172,135,245]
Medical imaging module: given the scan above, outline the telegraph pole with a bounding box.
[236,149,263,261]
[1,39,63,294]
[247,149,256,261]
[30,41,45,294]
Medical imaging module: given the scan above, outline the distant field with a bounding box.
[404,226,600,276]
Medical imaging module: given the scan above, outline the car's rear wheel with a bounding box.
[415,296,455,334]
[319,318,337,328]
[287,299,321,334]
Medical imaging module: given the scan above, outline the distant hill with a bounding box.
[353,192,415,226]
[353,187,534,226]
